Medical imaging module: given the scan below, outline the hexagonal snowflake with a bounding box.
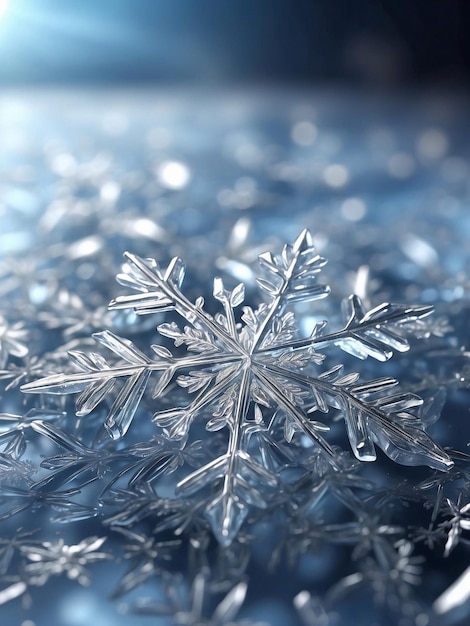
[22,231,452,544]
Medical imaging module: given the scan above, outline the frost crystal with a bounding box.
[22,230,452,545]
[0,315,29,368]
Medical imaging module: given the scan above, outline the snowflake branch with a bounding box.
[259,361,453,471]
[259,296,434,362]
[110,253,242,354]
[176,367,277,545]
[254,367,344,471]
[250,229,329,354]
[153,364,243,439]
[21,353,240,395]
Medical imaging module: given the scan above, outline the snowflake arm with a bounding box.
[258,294,434,362]
[109,253,242,355]
[0,410,65,459]
[257,361,452,470]
[21,330,240,439]
[176,367,278,546]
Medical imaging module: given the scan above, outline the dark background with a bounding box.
[0,0,469,87]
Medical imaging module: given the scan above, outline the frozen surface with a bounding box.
[0,88,470,626]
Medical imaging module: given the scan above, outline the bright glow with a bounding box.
[157,161,191,190]
[400,234,438,268]
[129,218,166,241]
[388,152,415,179]
[353,265,370,300]
[434,565,470,614]
[323,163,349,188]
[100,181,121,203]
[67,236,103,260]
[51,153,77,177]
[417,128,449,160]
[291,121,318,146]
[340,197,367,221]
[0,0,9,20]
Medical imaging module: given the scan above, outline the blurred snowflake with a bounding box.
[0,315,29,368]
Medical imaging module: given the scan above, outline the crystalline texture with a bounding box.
[21,230,452,544]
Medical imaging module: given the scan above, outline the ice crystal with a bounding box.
[111,527,181,598]
[328,539,425,613]
[0,410,65,459]
[22,231,452,546]
[18,535,110,586]
[0,315,29,368]
[132,572,265,626]
[441,496,470,557]
[0,535,110,607]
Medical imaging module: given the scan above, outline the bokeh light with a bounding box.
[0,0,9,20]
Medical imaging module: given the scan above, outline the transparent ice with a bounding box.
[21,230,452,548]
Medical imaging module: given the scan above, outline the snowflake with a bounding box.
[110,527,181,598]
[440,496,470,557]
[21,230,452,545]
[0,536,110,607]
[132,572,265,626]
[0,315,28,368]
[19,535,110,586]
[324,539,426,620]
